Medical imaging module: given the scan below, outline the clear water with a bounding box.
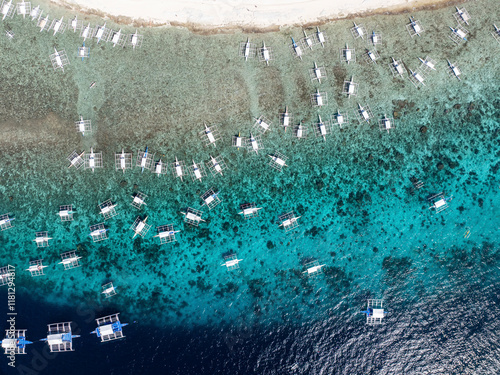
[0,0,499,373]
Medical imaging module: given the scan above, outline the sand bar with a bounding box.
[51,0,457,29]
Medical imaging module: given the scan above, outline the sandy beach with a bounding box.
[51,0,457,29]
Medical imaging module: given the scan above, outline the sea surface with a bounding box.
[0,0,499,374]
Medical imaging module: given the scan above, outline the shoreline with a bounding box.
[48,0,467,33]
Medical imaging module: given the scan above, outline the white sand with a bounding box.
[51,0,451,28]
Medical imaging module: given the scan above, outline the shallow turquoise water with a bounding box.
[0,0,498,357]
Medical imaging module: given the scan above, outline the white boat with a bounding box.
[90,228,107,238]
[358,104,370,122]
[30,5,40,21]
[316,27,325,47]
[88,147,96,172]
[52,16,63,36]
[380,115,393,133]
[140,147,149,173]
[314,90,323,106]
[95,23,106,43]
[38,15,49,32]
[204,123,217,147]
[53,48,64,70]
[1,0,12,20]
[282,106,290,130]
[119,149,127,172]
[192,160,203,181]
[175,157,184,181]
[296,122,304,139]
[353,22,364,39]
[209,155,223,176]
[244,38,251,60]
[418,57,436,71]
[70,16,79,32]
[335,111,346,128]
[111,29,122,47]
[449,26,467,41]
[17,1,29,18]
[154,160,163,176]
[291,36,302,59]
[455,7,470,25]
[131,29,140,49]
[447,60,461,81]
[318,115,327,141]
[81,23,91,40]
[344,43,353,64]
[367,50,377,63]
[313,62,322,83]
[391,57,405,76]
[303,30,313,49]
[261,42,270,65]
[249,133,259,154]
[410,69,425,86]
[408,16,422,36]
[344,76,357,97]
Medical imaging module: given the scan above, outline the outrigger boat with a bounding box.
[79,42,87,61]
[407,16,423,37]
[191,160,204,181]
[295,122,305,139]
[317,115,327,141]
[174,157,184,181]
[312,62,324,83]
[131,216,150,239]
[1,0,13,20]
[342,43,354,64]
[130,29,141,49]
[447,59,462,81]
[81,23,92,41]
[409,69,425,86]
[51,16,64,36]
[249,133,259,154]
[455,7,470,25]
[281,106,291,131]
[343,76,357,98]
[70,15,81,33]
[110,29,123,47]
[352,22,365,39]
[334,110,348,128]
[38,14,49,32]
[204,123,217,147]
[30,5,41,21]
[140,147,149,173]
[370,31,381,45]
[291,36,302,59]
[391,57,405,76]
[95,22,107,43]
[118,149,128,172]
[358,103,371,123]
[302,30,313,49]
[261,42,271,65]
[418,57,436,71]
[316,27,326,47]
[493,24,500,44]
[209,155,223,176]
[88,147,96,172]
[243,38,251,60]
[89,226,108,240]
[154,159,164,177]
[449,26,467,43]
[53,48,62,68]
